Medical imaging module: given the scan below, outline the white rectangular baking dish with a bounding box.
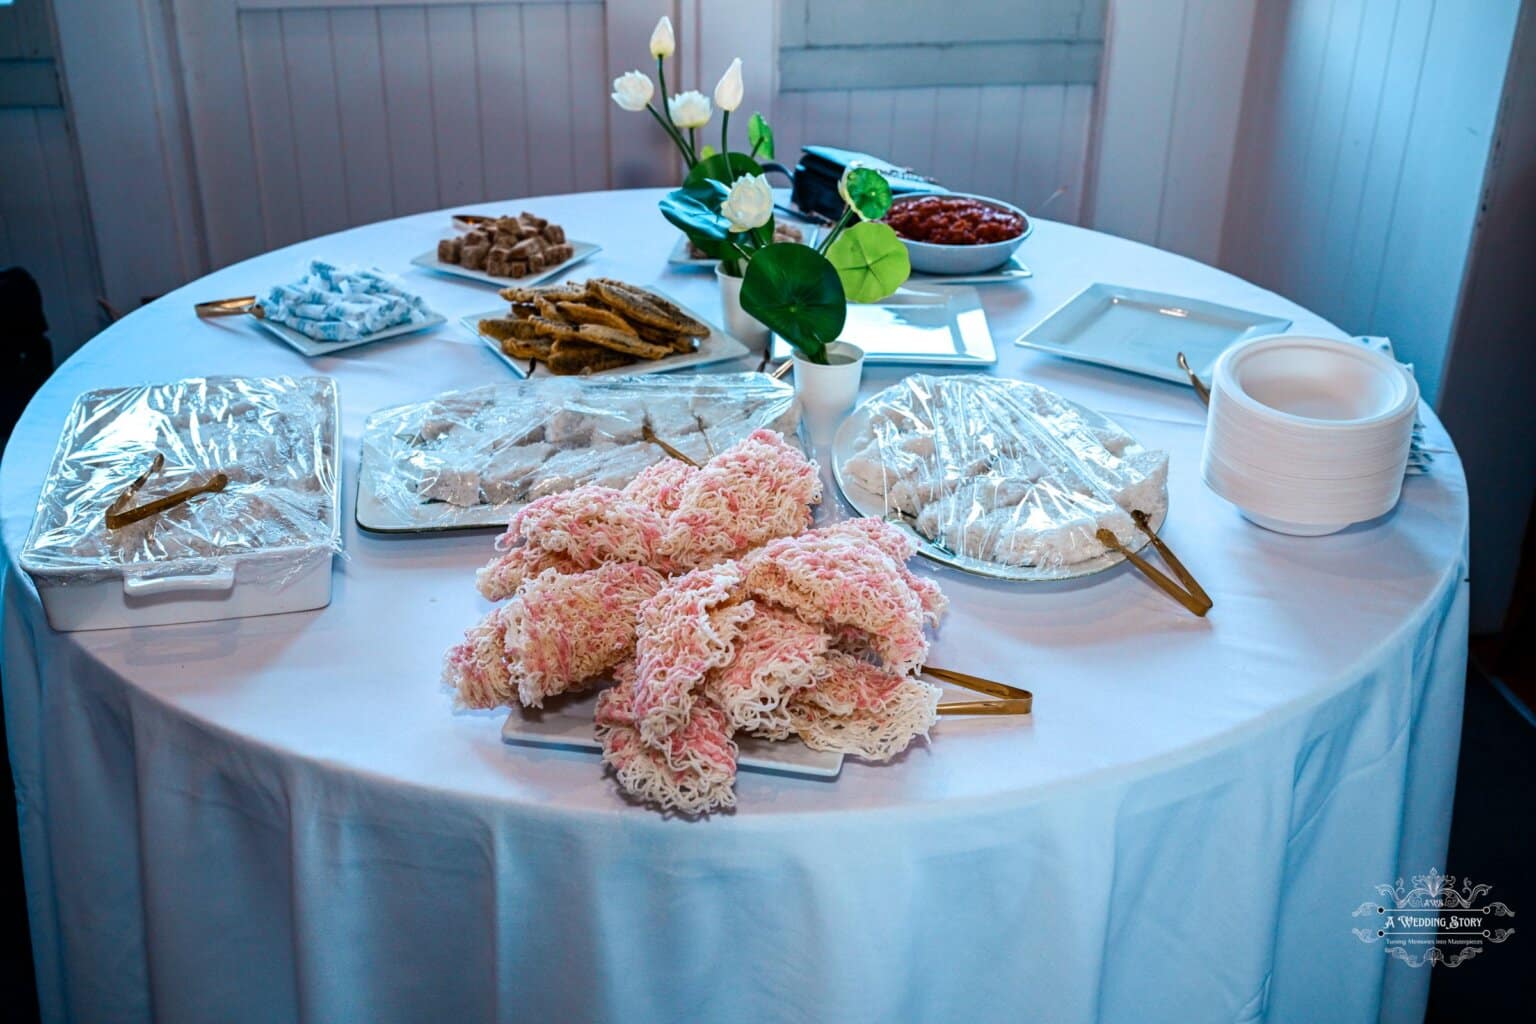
[20,379,343,631]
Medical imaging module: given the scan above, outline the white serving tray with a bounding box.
[22,381,343,631]
[502,688,844,778]
[464,302,751,379]
[254,310,446,357]
[831,392,1165,582]
[411,241,600,288]
[1016,283,1291,384]
[770,285,997,366]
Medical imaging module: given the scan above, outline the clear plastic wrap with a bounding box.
[21,376,341,587]
[833,375,1170,580]
[357,373,800,531]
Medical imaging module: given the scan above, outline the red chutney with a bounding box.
[885,195,1025,245]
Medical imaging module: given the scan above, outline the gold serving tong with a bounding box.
[641,424,700,467]
[105,453,229,530]
[195,296,265,319]
[926,665,1033,716]
[1177,352,1211,406]
[1096,509,1212,616]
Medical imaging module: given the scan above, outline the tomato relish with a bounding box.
[885,195,1026,245]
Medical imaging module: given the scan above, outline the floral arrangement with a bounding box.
[611,16,910,365]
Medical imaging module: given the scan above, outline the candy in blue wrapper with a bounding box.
[263,261,433,342]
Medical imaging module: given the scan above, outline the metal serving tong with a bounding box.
[195,296,265,319]
[927,665,1033,716]
[1176,352,1211,406]
[1096,509,1212,616]
[105,453,229,530]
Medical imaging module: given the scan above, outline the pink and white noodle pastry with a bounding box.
[443,429,949,815]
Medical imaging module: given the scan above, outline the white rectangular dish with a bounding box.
[254,310,446,357]
[1015,283,1291,383]
[410,241,600,288]
[770,285,997,366]
[463,305,751,379]
[502,689,844,778]
[20,376,342,631]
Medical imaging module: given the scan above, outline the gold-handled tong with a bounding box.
[926,665,1033,716]
[104,453,229,530]
[641,424,701,467]
[195,296,265,319]
[1096,509,1212,616]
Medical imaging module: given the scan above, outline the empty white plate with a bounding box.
[770,285,997,366]
[1016,283,1291,384]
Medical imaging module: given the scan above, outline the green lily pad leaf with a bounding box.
[826,221,910,303]
[659,188,732,251]
[740,243,846,363]
[841,167,893,221]
[748,113,774,159]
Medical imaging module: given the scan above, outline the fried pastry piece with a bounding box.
[589,279,708,336]
[498,282,588,304]
[557,302,636,334]
[526,315,584,345]
[578,324,673,360]
[624,285,710,337]
[548,339,635,375]
[635,323,699,353]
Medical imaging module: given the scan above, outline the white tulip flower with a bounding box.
[668,90,712,129]
[714,58,744,113]
[720,174,774,233]
[649,16,675,59]
[610,71,655,113]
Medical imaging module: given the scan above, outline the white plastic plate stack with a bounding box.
[1201,335,1419,536]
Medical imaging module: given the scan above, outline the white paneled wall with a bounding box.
[775,84,1094,223]
[177,1,611,266]
[1221,0,1520,403]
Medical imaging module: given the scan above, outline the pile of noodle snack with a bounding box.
[443,429,949,814]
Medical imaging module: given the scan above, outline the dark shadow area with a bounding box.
[1426,667,1536,1022]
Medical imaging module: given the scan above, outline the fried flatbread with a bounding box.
[578,324,673,359]
[557,301,637,334]
[497,282,589,304]
[588,279,708,335]
[635,323,699,353]
[526,315,585,345]
[548,339,636,375]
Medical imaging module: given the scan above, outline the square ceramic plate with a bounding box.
[462,301,750,379]
[908,256,1032,285]
[410,241,600,288]
[502,689,844,778]
[253,310,446,357]
[770,285,997,365]
[1015,283,1291,384]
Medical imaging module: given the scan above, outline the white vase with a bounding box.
[793,341,865,445]
[715,264,770,350]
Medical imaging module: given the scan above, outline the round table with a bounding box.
[1,190,1468,1024]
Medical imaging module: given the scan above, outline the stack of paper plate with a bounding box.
[1201,335,1419,536]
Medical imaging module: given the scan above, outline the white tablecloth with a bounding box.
[1,190,1468,1024]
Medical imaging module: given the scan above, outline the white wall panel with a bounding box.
[1221,0,1519,403]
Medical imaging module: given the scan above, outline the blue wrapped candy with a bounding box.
[262,261,432,342]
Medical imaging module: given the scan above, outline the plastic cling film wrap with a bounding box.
[21,376,342,587]
[359,373,800,530]
[837,376,1169,573]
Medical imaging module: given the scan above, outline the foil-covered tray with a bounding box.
[357,373,800,533]
[832,376,1169,582]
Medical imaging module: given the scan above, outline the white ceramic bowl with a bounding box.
[888,192,1032,275]
[1200,334,1418,535]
